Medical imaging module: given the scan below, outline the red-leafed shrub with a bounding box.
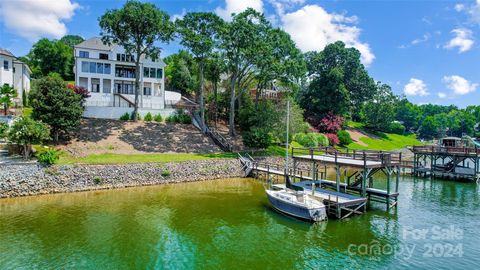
[317,112,344,133]
[67,84,91,100]
[325,133,339,146]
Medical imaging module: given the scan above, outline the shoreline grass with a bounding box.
[58,152,237,165]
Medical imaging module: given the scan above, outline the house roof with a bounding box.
[0,48,15,58]
[74,37,115,51]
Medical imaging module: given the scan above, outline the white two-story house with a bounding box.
[74,37,180,119]
[0,48,31,106]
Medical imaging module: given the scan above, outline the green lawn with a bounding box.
[58,152,237,165]
[346,133,423,151]
[22,107,32,117]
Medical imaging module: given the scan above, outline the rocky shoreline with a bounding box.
[0,159,242,198]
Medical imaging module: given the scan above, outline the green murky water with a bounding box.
[0,177,479,269]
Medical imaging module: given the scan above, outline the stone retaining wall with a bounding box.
[0,159,242,198]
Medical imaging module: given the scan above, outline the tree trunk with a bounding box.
[255,83,261,109]
[214,79,218,128]
[229,73,237,137]
[54,130,59,144]
[199,61,206,133]
[4,104,6,116]
[23,144,30,160]
[133,49,141,122]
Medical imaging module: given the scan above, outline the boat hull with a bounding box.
[266,190,327,222]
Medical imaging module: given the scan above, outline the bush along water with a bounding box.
[37,148,60,165]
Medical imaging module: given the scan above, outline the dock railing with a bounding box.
[291,146,402,166]
[412,145,480,155]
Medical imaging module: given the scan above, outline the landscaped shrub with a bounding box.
[325,133,340,146]
[153,113,163,122]
[337,130,352,146]
[315,112,344,133]
[175,109,192,124]
[0,123,8,138]
[295,133,318,148]
[130,111,141,120]
[8,116,50,158]
[166,115,178,123]
[315,133,329,146]
[242,127,272,149]
[178,113,191,124]
[144,112,153,121]
[388,122,406,135]
[37,149,60,165]
[119,112,130,121]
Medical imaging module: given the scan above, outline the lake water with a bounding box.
[0,176,479,269]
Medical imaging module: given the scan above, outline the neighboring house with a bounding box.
[74,37,180,119]
[0,48,31,102]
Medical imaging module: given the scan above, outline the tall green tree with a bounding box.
[300,41,376,119]
[176,12,224,131]
[362,83,398,131]
[221,8,270,136]
[60,35,84,48]
[396,98,421,131]
[253,28,305,107]
[205,52,227,127]
[23,38,74,79]
[0,84,17,115]
[99,0,175,121]
[164,50,198,95]
[29,76,84,143]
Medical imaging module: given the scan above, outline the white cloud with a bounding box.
[0,0,79,41]
[411,33,431,45]
[404,78,429,96]
[444,28,474,53]
[281,5,374,65]
[467,0,480,24]
[215,0,263,21]
[172,8,187,22]
[454,4,465,12]
[437,92,447,98]
[269,0,305,16]
[443,75,478,95]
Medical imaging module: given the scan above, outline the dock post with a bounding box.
[335,165,341,192]
[386,168,391,211]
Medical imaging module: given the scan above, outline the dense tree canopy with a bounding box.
[21,37,82,80]
[99,0,175,121]
[29,76,84,143]
[362,83,398,131]
[300,41,376,119]
[176,12,225,131]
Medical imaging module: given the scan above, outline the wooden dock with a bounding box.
[239,147,402,219]
[411,145,480,181]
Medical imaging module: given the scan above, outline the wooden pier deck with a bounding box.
[411,145,480,181]
[240,148,402,218]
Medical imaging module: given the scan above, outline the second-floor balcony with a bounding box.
[115,66,136,79]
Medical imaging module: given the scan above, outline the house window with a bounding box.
[3,60,9,70]
[89,62,96,73]
[91,80,100,93]
[79,51,89,58]
[116,54,121,61]
[81,61,89,72]
[156,69,162,79]
[144,67,149,77]
[121,54,126,62]
[96,63,104,74]
[150,68,155,78]
[143,87,151,95]
[99,53,109,60]
[104,63,111,74]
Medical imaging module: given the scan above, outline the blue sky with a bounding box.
[1,0,479,108]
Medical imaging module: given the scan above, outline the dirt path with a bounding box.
[346,128,368,147]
